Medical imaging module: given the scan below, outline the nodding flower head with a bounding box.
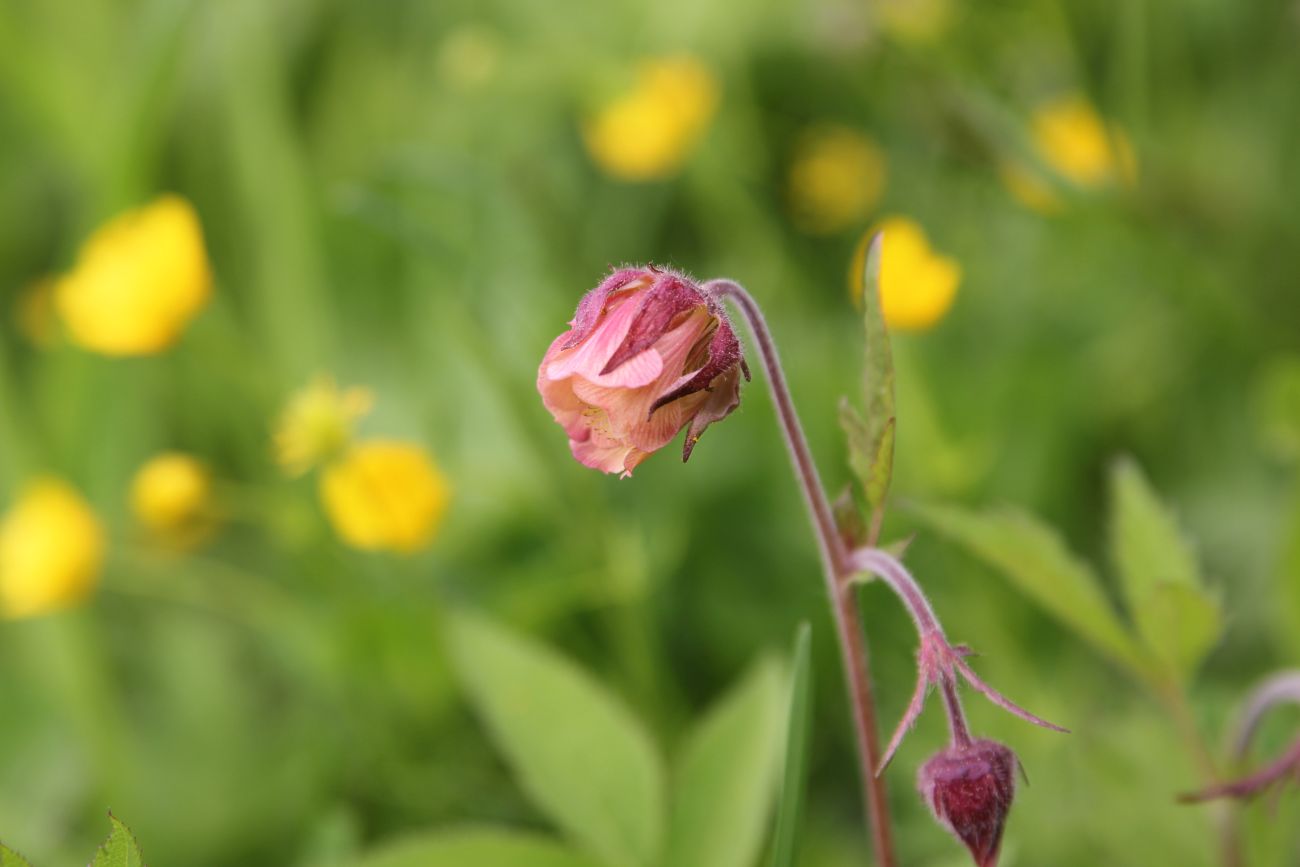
[538,267,748,477]
[918,739,1018,867]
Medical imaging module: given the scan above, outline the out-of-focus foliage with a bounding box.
[1,0,1298,864]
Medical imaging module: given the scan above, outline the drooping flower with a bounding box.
[538,267,747,477]
[918,739,1018,867]
[788,125,887,235]
[582,58,719,181]
[320,440,451,553]
[851,216,961,331]
[130,452,216,549]
[274,375,374,477]
[55,194,212,355]
[0,478,106,619]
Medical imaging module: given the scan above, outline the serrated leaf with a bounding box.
[446,612,665,867]
[663,656,786,867]
[355,827,607,867]
[0,843,33,867]
[91,814,145,867]
[1110,457,1200,597]
[1109,458,1221,679]
[912,502,1150,676]
[1135,582,1221,680]
[843,232,895,517]
[767,624,812,867]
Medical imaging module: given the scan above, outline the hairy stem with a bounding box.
[708,279,897,867]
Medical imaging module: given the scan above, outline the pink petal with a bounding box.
[547,291,648,383]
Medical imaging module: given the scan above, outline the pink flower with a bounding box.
[918,739,1018,867]
[538,267,747,476]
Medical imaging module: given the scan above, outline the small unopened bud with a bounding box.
[918,739,1017,867]
[538,267,747,476]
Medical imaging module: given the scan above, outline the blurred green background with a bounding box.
[2,0,1300,864]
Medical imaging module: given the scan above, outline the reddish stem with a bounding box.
[708,279,897,867]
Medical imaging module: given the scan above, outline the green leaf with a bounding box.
[842,232,896,517]
[91,814,146,867]
[0,843,33,867]
[1110,457,1200,598]
[1136,582,1222,680]
[912,502,1150,676]
[446,612,665,867]
[1109,458,1221,679]
[663,655,786,867]
[355,827,608,867]
[767,624,813,867]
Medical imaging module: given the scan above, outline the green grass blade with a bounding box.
[767,623,813,867]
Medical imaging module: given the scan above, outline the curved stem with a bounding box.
[850,547,940,635]
[708,279,897,867]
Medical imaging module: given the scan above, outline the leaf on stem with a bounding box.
[841,233,896,521]
[0,843,33,867]
[1108,457,1221,681]
[90,814,146,867]
[911,502,1151,677]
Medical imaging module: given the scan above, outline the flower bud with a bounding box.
[538,267,746,476]
[917,739,1017,867]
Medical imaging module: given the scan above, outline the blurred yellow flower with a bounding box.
[852,216,961,332]
[0,478,106,619]
[998,161,1064,215]
[788,126,886,234]
[130,452,215,548]
[55,194,213,356]
[875,0,954,44]
[436,25,500,90]
[319,440,450,553]
[274,375,374,477]
[583,57,719,181]
[1029,95,1136,189]
[16,278,59,348]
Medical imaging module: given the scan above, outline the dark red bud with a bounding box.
[918,739,1017,867]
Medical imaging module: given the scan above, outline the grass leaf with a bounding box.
[767,624,813,867]
[663,655,786,867]
[355,827,608,867]
[447,612,665,867]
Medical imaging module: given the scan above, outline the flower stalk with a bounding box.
[706,278,898,867]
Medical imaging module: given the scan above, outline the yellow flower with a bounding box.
[852,216,961,332]
[788,126,887,234]
[274,375,374,477]
[436,25,500,90]
[16,278,60,348]
[1029,95,1136,189]
[0,478,106,619]
[55,194,213,356]
[130,453,215,548]
[319,440,451,553]
[998,161,1064,216]
[583,57,719,181]
[875,0,954,44]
